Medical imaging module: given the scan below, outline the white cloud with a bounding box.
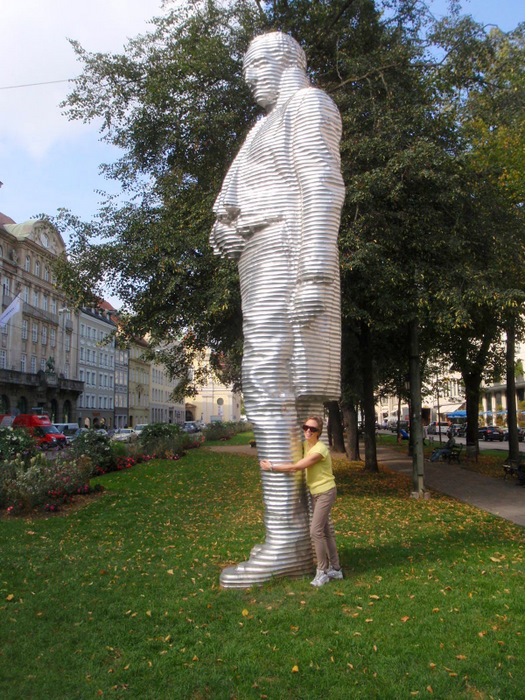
[0,0,167,159]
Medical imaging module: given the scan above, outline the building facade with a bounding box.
[128,338,150,427]
[0,215,82,421]
[150,362,185,425]
[76,307,116,429]
[186,352,242,424]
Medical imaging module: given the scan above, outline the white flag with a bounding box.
[0,294,21,328]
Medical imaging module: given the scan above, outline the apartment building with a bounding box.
[76,307,116,429]
[0,214,82,421]
[128,338,150,427]
[150,362,185,425]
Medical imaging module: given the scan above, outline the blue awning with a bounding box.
[446,410,467,418]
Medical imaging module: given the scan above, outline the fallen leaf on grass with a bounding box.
[291,665,299,673]
[400,616,410,623]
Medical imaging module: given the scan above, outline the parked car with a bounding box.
[111,428,137,443]
[134,424,148,436]
[427,422,450,436]
[478,425,504,442]
[54,422,81,444]
[503,427,525,442]
[13,414,67,450]
[388,420,409,433]
[183,421,200,434]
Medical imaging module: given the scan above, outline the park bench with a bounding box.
[502,461,525,485]
[445,444,463,464]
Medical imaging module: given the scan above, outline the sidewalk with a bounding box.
[207,443,525,528]
[375,444,525,528]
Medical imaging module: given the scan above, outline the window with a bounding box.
[20,354,26,372]
[25,256,31,272]
[50,329,56,348]
[103,396,108,409]
[81,324,85,337]
[0,350,6,369]
[78,394,83,408]
[22,320,28,341]
[30,356,37,373]
[33,290,39,307]
[44,266,49,281]
[109,376,113,389]
[80,347,85,361]
[65,364,69,379]
[42,295,48,312]
[41,326,47,345]
[23,285,29,303]
[99,396,103,409]
[99,373,103,387]
[109,397,113,410]
[51,298,57,314]
[40,358,46,372]
[35,260,40,277]
[3,277,10,297]
[65,335,70,353]
[79,369,84,382]
[32,323,38,343]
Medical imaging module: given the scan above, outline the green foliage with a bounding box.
[137,422,192,458]
[201,421,237,441]
[0,453,92,512]
[70,430,113,476]
[0,427,37,464]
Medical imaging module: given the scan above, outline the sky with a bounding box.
[1,0,523,232]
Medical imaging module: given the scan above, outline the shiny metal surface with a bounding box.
[210,32,344,588]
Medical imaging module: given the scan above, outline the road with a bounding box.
[427,434,523,452]
[378,430,523,453]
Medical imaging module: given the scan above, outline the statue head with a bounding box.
[243,32,307,111]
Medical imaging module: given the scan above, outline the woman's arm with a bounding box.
[260,451,322,473]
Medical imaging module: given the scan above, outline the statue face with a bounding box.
[243,43,283,110]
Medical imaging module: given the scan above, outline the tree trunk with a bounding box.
[409,319,425,494]
[342,401,360,461]
[360,322,378,472]
[463,371,482,458]
[506,319,520,464]
[326,400,345,453]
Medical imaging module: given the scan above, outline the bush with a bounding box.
[70,430,113,476]
[1,453,94,513]
[139,423,182,451]
[0,426,37,464]
[201,421,236,441]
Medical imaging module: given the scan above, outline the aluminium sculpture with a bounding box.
[210,32,345,588]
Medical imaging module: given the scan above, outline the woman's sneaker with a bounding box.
[327,566,343,580]
[310,569,330,587]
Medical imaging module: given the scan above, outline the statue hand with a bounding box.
[290,282,326,327]
[210,221,245,260]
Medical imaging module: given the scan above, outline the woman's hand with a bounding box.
[260,459,273,471]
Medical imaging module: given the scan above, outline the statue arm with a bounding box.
[290,89,345,323]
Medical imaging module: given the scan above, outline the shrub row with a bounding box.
[201,420,252,441]
[0,423,204,515]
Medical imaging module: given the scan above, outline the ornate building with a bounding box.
[0,214,82,421]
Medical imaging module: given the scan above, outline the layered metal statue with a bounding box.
[210,32,345,588]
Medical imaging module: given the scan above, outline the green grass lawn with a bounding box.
[1,449,524,699]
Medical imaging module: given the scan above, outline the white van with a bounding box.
[54,423,80,443]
